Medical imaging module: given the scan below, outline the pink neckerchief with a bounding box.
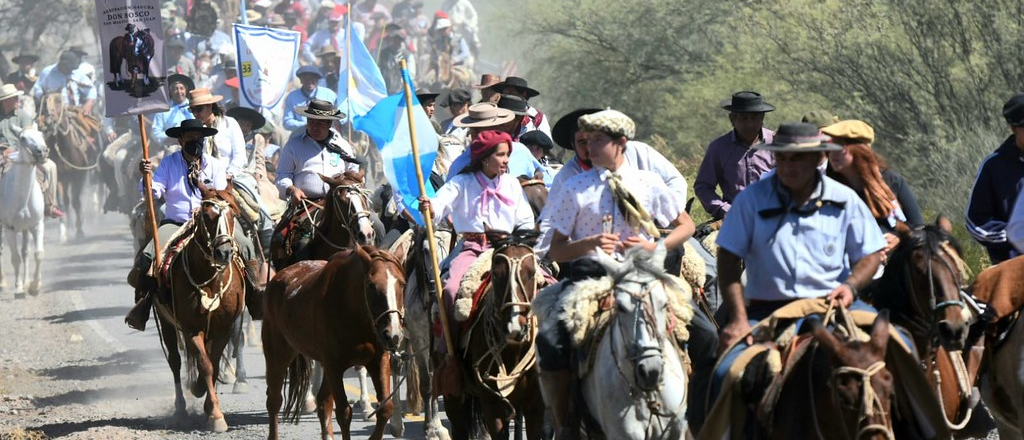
[474,171,516,215]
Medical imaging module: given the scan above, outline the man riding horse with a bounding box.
[0,83,62,218]
[124,119,261,331]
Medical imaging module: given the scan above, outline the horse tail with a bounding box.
[281,353,312,423]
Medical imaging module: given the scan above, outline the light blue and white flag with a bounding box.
[233,24,301,110]
[354,69,438,226]
[337,15,388,120]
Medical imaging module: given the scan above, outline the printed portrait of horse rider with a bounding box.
[125,119,261,331]
[0,83,63,218]
[694,91,776,220]
[537,109,696,439]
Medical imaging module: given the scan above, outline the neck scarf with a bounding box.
[604,169,660,238]
[475,171,515,216]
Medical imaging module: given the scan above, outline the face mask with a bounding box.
[183,140,204,157]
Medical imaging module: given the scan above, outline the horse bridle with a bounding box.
[491,244,538,333]
[368,252,406,336]
[300,183,373,250]
[185,199,237,288]
[901,241,968,327]
[825,358,894,440]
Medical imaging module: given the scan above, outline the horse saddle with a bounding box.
[157,222,198,287]
[271,200,324,264]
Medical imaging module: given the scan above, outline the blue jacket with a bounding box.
[966,136,1024,263]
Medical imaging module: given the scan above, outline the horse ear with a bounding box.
[935,215,953,234]
[811,318,846,357]
[869,310,892,355]
[318,173,330,184]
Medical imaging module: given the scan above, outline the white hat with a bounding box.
[0,84,24,101]
[435,18,452,30]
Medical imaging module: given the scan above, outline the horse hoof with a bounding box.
[220,368,237,384]
[388,420,405,438]
[303,396,317,414]
[28,282,40,296]
[14,291,26,300]
[426,425,451,440]
[232,381,250,394]
[362,406,375,422]
[207,416,228,433]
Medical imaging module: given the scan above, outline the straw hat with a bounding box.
[0,84,24,101]
[453,103,516,128]
[188,88,224,106]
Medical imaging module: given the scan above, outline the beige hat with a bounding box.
[453,103,516,128]
[0,84,24,101]
[188,88,224,106]
[821,120,875,144]
[578,109,636,139]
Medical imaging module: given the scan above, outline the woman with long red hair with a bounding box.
[823,120,924,258]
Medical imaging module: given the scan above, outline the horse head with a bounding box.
[18,129,48,165]
[488,227,541,341]
[811,311,895,440]
[597,242,673,392]
[359,246,406,352]
[196,189,238,267]
[319,171,375,246]
[890,218,970,351]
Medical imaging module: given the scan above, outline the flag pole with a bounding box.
[399,59,456,358]
[240,0,248,25]
[345,2,354,146]
[138,115,161,277]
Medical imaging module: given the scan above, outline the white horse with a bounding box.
[583,244,690,440]
[0,129,46,296]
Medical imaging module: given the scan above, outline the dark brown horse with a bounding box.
[36,93,101,241]
[446,228,546,440]
[262,245,406,440]
[152,189,247,432]
[865,219,982,431]
[108,28,155,88]
[766,312,896,440]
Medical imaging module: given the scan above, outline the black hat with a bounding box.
[1003,93,1024,126]
[226,106,267,130]
[487,76,540,98]
[11,53,38,64]
[440,88,471,107]
[497,94,528,116]
[416,91,440,104]
[166,118,218,138]
[166,74,195,91]
[295,99,346,120]
[721,91,775,113]
[552,108,601,150]
[520,130,555,151]
[68,45,89,57]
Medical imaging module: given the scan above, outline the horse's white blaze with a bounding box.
[386,270,401,337]
[349,192,375,241]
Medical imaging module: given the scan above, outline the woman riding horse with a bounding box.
[125,119,261,331]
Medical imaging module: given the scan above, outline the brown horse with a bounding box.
[36,93,101,241]
[446,228,546,440]
[865,219,983,432]
[517,176,548,220]
[108,29,155,89]
[152,189,248,432]
[766,312,896,440]
[262,245,406,440]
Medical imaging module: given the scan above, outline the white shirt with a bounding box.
[431,171,534,233]
[545,164,683,259]
[549,140,687,201]
[275,129,360,200]
[205,115,247,176]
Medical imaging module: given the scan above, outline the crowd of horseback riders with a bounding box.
[6,0,1024,439]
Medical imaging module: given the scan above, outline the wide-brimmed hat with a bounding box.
[0,84,24,101]
[296,65,323,79]
[454,102,516,128]
[57,51,81,68]
[497,95,528,116]
[520,130,555,151]
[721,91,775,113]
[472,73,501,90]
[821,120,875,144]
[166,118,218,138]
[296,99,346,120]
[11,53,38,64]
[488,76,539,98]
[317,45,340,59]
[226,106,267,130]
[166,73,195,91]
[417,91,440,103]
[188,88,223,106]
[552,108,601,150]
[440,88,471,107]
[579,109,635,139]
[1003,93,1024,126]
[246,10,263,22]
[753,122,840,152]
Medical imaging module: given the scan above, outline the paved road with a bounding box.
[0,211,436,439]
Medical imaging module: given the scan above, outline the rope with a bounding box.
[931,349,977,430]
[38,94,100,171]
[606,171,660,238]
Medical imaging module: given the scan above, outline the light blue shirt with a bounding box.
[283,87,339,132]
[32,65,97,105]
[142,151,228,224]
[716,173,885,302]
[447,141,547,184]
[150,102,193,146]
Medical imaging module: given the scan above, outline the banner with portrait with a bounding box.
[95,0,169,116]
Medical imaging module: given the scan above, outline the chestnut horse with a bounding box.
[262,245,406,440]
[446,228,546,440]
[865,220,982,432]
[152,189,248,432]
[37,93,101,241]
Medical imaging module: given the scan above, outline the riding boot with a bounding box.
[539,370,576,440]
[125,291,153,331]
[243,259,264,320]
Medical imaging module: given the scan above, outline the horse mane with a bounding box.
[609,246,686,293]
[486,227,540,250]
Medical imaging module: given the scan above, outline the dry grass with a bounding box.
[0,428,48,440]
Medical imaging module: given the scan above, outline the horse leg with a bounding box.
[390,355,406,438]
[158,314,188,423]
[8,227,24,296]
[191,333,228,432]
[71,174,84,239]
[0,226,5,291]
[365,353,395,440]
[305,362,322,414]
[424,348,452,440]
[56,180,67,243]
[219,317,239,385]
[316,378,336,440]
[232,315,250,394]
[325,365,354,440]
[262,320,295,440]
[445,394,473,440]
[354,365,374,420]
[28,223,43,295]
[478,399,508,440]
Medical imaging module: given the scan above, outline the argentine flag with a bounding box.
[336,15,388,120]
[353,69,438,226]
